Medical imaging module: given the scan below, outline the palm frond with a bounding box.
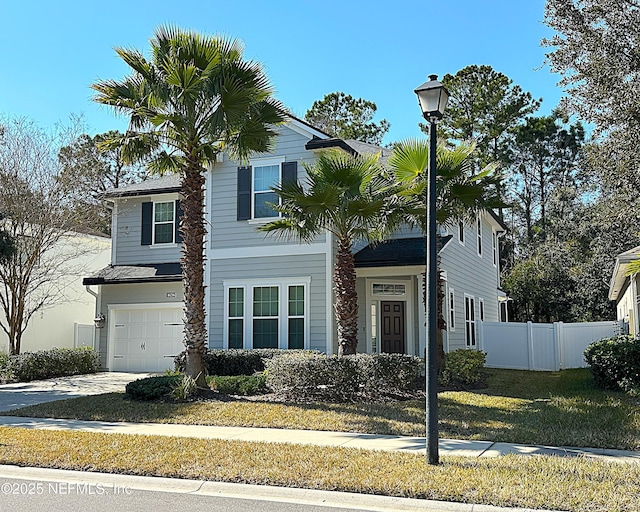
[625,259,640,276]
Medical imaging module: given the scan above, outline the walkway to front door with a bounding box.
[380,301,405,353]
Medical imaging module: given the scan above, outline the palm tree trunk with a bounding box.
[422,240,446,370]
[335,237,358,356]
[181,161,207,387]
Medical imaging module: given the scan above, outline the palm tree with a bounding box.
[92,26,285,385]
[260,149,402,356]
[389,139,503,363]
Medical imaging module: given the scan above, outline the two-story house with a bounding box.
[83,117,506,372]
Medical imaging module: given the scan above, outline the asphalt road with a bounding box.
[0,477,382,512]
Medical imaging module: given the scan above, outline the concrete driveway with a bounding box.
[0,372,154,412]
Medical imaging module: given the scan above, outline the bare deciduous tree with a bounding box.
[0,117,102,354]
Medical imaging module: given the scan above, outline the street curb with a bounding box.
[0,464,557,512]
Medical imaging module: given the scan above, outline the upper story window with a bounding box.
[253,164,281,219]
[458,221,465,245]
[141,199,182,246]
[477,217,483,256]
[153,201,175,244]
[237,159,298,221]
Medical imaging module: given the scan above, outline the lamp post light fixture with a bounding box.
[414,74,449,465]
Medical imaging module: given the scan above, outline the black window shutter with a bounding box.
[141,202,153,245]
[175,199,183,243]
[281,161,297,186]
[237,166,252,220]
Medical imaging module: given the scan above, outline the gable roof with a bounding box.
[609,245,640,301]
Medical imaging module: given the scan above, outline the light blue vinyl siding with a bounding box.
[113,197,181,265]
[440,213,501,351]
[208,253,328,352]
[208,125,325,250]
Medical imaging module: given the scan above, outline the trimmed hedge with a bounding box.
[174,348,321,376]
[264,353,423,401]
[439,349,487,388]
[125,375,183,401]
[0,347,100,383]
[584,335,640,393]
[209,374,268,395]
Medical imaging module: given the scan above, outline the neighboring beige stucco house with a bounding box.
[1,232,111,354]
[609,245,640,336]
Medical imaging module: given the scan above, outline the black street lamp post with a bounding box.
[414,74,449,465]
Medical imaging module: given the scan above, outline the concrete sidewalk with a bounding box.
[1,415,639,463]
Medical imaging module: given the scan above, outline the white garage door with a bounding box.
[112,308,184,372]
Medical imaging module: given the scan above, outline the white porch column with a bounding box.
[632,274,639,337]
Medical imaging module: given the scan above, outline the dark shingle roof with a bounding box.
[102,175,181,198]
[83,263,182,285]
[354,236,452,268]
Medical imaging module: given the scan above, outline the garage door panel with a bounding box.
[111,307,183,372]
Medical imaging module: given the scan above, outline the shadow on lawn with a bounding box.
[438,368,640,450]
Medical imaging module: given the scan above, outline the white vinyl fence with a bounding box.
[477,320,625,371]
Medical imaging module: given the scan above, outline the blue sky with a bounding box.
[0,0,562,144]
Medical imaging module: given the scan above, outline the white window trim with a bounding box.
[458,221,465,245]
[152,200,176,246]
[464,294,477,348]
[479,297,485,322]
[448,287,455,332]
[223,277,311,350]
[476,216,483,257]
[250,156,286,221]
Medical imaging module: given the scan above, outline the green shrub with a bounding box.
[0,352,14,383]
[174,348,321,376]
[264,353,422,402]
[171,374,198,401]
[584,335,640,393]
[439,349,486,388]
[5,347,100,382]
[209,374,268,395]
[125,375,183,401]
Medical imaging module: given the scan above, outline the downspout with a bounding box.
[84,285,101,351]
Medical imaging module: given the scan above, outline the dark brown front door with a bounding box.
[381,301,405,354]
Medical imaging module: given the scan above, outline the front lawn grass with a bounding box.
[0,426,638,512]
[5,368,640,450]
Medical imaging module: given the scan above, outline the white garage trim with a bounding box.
[107,302,183,372]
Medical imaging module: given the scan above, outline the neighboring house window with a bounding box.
[228,287,244,349]
[224,279,309,349]
[479,298,485,322]
[492,231,498,267]
[477,217,482,256]
[458,221,465,244]
[237,160,298,221]
[141,200,182,246]
[499,301,509,322]
[465,295,476,347]
[448,288,455,331]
